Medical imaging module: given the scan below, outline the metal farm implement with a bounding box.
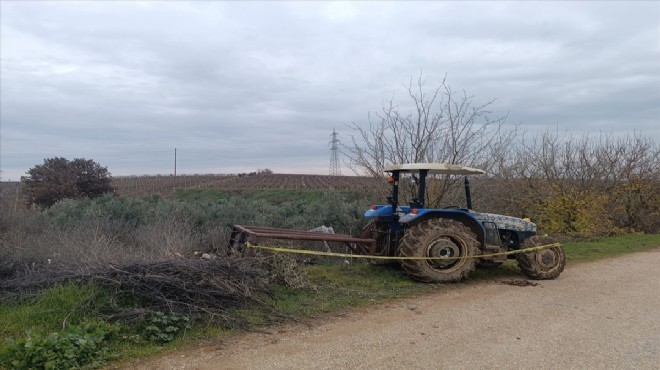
[229,225,376,255]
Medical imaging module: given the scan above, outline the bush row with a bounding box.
[0,190,370,268]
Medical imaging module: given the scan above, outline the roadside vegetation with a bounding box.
[0,190,371,368]
[1,188,659,369]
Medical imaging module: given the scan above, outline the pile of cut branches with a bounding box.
[0,256,280,325]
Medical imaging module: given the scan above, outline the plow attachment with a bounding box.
[229,225,377,255]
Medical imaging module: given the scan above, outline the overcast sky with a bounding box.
[1,1,658,181]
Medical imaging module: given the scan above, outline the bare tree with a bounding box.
[344,73,514,205]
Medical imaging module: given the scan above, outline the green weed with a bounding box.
[142,312,191,344]
[0,322,118,370]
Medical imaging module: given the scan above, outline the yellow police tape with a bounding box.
[245,242,562,260]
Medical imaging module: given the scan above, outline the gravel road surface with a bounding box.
[130,249,660,369]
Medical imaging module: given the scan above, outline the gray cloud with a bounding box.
[1,1,658,180]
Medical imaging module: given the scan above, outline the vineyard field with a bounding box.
[111,173,381,197]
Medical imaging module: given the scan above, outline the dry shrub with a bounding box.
[129,218,202,260]
[255,253,311,289]
[202,225,229,254]
[535,189,623,237]
[609,181,660,233]
[2,220,162,269]
[1,212,206,270]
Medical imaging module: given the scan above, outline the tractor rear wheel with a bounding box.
[516,235,566,279]
[397,219,479,283]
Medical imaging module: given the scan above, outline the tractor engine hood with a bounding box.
[471,212,537,233]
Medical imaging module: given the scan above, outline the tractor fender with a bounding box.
[364,205,411,218]
[400,210,486,246]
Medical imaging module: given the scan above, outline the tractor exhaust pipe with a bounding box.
[464,176,473,210]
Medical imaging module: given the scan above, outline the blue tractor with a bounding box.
[359,163,566,282]
[230,163,565,283]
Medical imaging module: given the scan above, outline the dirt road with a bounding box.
[130,250,660,369]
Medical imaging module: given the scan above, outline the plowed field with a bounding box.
[112,174,380,197]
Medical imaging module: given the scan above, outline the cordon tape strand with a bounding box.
[245,242,562,260]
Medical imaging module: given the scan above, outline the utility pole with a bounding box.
[174,148,177,192]
[329,129,341,175]
[14,183,19,212]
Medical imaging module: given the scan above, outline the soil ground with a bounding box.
[128,249,660,369]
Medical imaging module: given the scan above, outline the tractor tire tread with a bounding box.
[516,235,566,280]
[397,219,479,283]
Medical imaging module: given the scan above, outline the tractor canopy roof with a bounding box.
[384,163,485,175]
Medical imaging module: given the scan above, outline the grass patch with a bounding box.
[562,233,660,262]
[0,282,109,339]
[226,263,432,329]
[274,263,432,316]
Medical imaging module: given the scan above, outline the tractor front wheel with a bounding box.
[516,235,566,279]
[398,219,479,283]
